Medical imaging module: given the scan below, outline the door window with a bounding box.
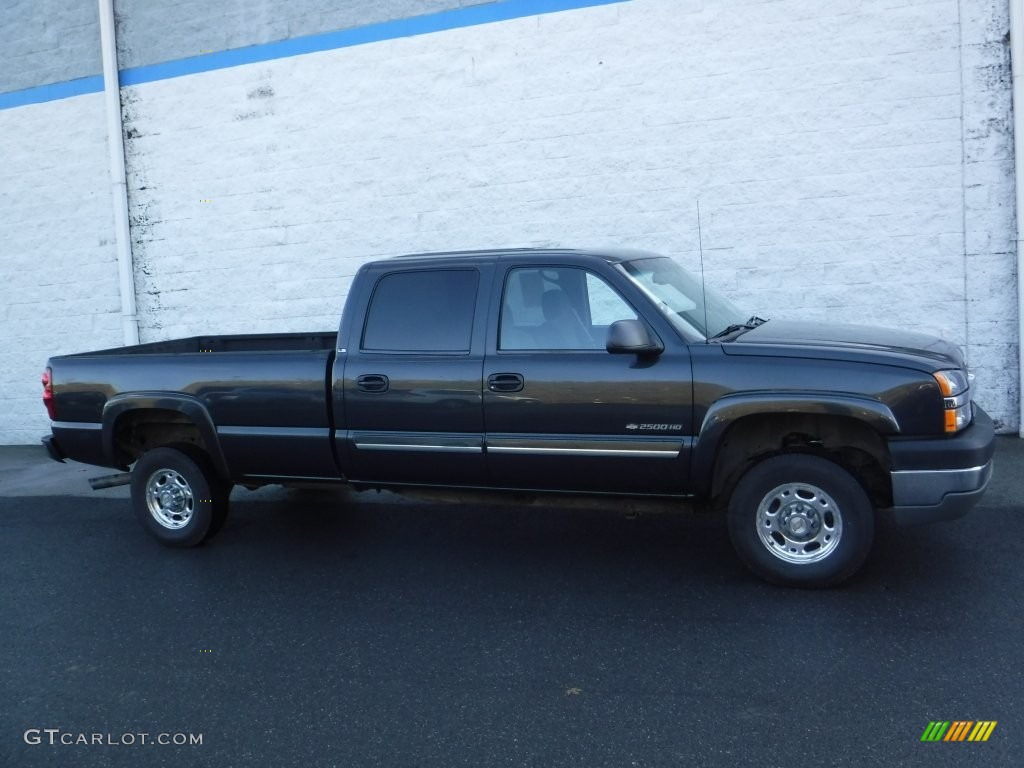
[499,267,637,350]
[362,269,478,353]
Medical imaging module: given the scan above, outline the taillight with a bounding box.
[41,367,55,420]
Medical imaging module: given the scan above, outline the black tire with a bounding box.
[172,444,232,541]
[726,453,874,588]
[204,492,231,541]
[131,446,229,548]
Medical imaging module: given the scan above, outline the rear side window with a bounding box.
[362,269,479,353]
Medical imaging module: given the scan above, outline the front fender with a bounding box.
[690,392,899,496]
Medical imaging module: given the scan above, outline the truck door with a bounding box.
[337,264,491,486]
[483,264,693,494]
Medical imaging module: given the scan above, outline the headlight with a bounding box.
[933,369,972,433]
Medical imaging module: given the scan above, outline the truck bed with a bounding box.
[54,332,337,358]
[47,333,341,480]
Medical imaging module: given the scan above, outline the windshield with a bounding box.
[618,257,748,340]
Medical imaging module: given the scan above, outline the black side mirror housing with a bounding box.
[606,319,663,356]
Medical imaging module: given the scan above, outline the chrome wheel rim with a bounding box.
[755,482,842,564]
[145,468,195,530]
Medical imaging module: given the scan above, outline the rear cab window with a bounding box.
[361,269,480,354]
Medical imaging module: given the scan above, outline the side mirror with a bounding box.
[606,319,663,356]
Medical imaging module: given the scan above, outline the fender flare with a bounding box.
[101,392,230,479]
[691,392,899,496]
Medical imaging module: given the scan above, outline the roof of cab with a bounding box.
[385,247,663,264]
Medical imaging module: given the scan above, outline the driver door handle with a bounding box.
[488,373,524,393]
[356,374,389,393]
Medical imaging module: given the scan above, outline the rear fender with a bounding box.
[101,392,229,478]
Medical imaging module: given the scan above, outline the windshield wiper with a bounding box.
[709,316,768,341]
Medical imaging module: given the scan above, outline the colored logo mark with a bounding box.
[921,721,997,742]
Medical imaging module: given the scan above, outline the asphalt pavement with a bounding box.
[1,439,1022,767]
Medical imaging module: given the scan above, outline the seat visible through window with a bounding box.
[538,290,594,349]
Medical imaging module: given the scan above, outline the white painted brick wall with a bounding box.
[0,0,1019,441]
[118,0,1017,429]
[958,0,1017,428]
[0,93,123,444]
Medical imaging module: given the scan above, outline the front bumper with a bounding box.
[886,405,995,525]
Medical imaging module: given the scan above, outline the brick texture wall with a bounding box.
[0,94,123,444]
[113,0,498,69]
[0,0,100,92]
[0,0,1019,443]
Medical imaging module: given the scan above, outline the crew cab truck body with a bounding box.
[41,248,995,587]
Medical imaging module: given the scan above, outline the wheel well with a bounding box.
[710,413,892,509]
[113,408,209,465]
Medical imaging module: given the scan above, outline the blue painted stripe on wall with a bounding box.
[0,75,104,110]
[0,0,628,111]
[120,0,628,85]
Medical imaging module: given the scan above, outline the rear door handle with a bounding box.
[487,373,524,393]
[356,374,389,393]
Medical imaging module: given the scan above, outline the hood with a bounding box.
[724,320,964,369]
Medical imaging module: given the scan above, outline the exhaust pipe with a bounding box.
[89,472,132,490]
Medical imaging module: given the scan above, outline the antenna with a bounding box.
[696,198,709,342]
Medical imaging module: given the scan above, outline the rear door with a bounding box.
[338,263,492,486]
[483,260,693,494]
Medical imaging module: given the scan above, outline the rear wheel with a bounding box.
[726,454,874,587]
[131,446,229,547]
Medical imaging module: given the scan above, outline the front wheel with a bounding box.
[726,454,874,587]
[131,446,229,547]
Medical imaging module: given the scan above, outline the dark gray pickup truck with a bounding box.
[42,248,995,586]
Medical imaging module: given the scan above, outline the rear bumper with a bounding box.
[886,405,996,525]
[42,434,66,463]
